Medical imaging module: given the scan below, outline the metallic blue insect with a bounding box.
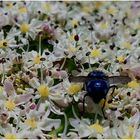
[69,70,131,117]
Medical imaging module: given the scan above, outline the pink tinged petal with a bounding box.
[52,71,60,78]
[53,98,69,108]
[15,94,33,105]
[58,71,68,79]
[132,93,137,98]
[130,66,140,78]
[42,23,54,33]
[131,2,140,15]
[131,112,140,124]
[122,63,140,79]
[4,79,15,96]
[29,103,36,110]
[0,112,9,124]
[131,107,139,115]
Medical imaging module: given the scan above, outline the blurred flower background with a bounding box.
[0,1,140,139]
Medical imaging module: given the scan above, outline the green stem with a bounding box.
[61,112,68,138]
[40,62,43,84]
[72,105,80,120]
[26,42,29,52]
[39,35,44,84]
[39,35,42,56]
[88,55,92,71]
[94,113,98,123]
[60,57,66,70]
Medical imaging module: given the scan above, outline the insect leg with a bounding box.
[102,98,107,119]
[109,85,117,98]
[82,94,88,116]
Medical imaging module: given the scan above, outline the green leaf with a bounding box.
[28,38,54,53]
[64,58,77,74]
[2,25,12,38]
[53,79,63,86]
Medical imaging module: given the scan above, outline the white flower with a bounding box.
[69,118,91,138]
[19,104,61,138]
[0,79,33,121]
[0,30,17,49]
[0,123,25,139]
[15,18,43,40]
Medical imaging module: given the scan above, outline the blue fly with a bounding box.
[69,70,131,118]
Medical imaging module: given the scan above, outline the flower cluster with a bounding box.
[0,1,140,139]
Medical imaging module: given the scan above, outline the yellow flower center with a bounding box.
[100,22,109,30]
[128,80,139,89]
[19,7,27,14]
[33,55,41,64]
[90,120,104,134]
[71,19,79,27]
[42,3,51,12]
[38,84,49,97]
[81,5,93,13]
[6,2,13,9]
[25,117,37,129]
[0,40,8,48]
[68,46,77,52]
[116,56,125,63]
[94,2,104,9]
[5,100,16,111]
[20,23,30,33]
[68,83,82,95]
[90,49,101,58]
[69,35,75,41]
[106,6,117,15]
[4,133,17,139]
[122,42,132,49]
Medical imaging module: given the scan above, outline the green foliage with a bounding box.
[2,25,12,38]
[64,58,77,74]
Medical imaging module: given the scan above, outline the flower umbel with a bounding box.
[18,6,27,14]
[122,42,132,49]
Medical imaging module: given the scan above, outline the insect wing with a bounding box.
[108,76,131,85]
[69,75,131,85]
[69,76,91,83]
